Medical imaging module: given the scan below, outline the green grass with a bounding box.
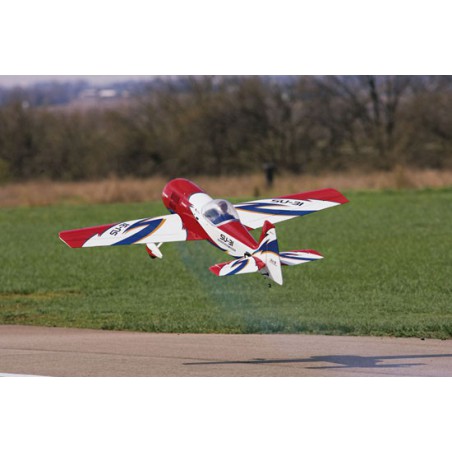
[1,188,452,338]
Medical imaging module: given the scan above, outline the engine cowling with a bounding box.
[162,178,204,214]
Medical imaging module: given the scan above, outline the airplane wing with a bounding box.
[234,188,348,230]
[59,213,192,248]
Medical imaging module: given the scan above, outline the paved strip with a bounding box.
[0,372,44,377]
[0,325,451,376]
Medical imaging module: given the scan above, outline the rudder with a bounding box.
[253,221,283,285]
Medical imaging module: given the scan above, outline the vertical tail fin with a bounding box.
[254,221,283,285]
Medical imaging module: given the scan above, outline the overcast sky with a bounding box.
[0,75,157,88]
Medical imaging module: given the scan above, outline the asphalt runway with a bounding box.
[0,325,451,376]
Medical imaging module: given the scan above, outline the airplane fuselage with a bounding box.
[162,178,258,258]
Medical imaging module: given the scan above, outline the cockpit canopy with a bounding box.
[201,199,240,226]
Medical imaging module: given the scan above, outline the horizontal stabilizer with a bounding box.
[210,255,265,277]
[279,249,323,266]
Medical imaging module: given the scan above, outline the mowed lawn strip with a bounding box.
[1,188,451,338]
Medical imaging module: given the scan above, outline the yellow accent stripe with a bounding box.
[136,219,167,243]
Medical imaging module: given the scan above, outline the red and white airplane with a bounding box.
[59,178,348,285]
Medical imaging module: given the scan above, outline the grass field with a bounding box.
[1,188,452,338]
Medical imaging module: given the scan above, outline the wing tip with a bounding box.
[209,264,223,276]
[58,223,115,248]
[58,231,73,248]
[325,188,349,204]
[59,230,86,248]
[282,188,349,204]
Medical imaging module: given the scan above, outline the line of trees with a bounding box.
[1,75,452,182]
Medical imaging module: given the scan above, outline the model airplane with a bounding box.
[59,178,348,285]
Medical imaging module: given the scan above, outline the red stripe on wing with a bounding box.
[279,188,349,204]
[59,223,116,248]
[209,262,228,276]
[291,249,323,257]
